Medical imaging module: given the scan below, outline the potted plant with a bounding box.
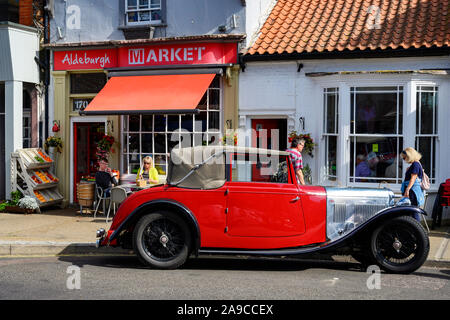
[288,131,316,157]
[44,136,63,153]
[17,196,39,214]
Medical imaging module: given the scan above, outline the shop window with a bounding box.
[323,88,338,181]
[125,0,162,25]
[122,76,221,176]
[349,86,403,184]
[415,86,438,183]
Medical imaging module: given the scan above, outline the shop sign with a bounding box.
[54,49,117,70]
[54,43,237,71]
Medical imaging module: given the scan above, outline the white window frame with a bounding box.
[415,84,439,184]
[322,87,339,183]
[125,0,162,25]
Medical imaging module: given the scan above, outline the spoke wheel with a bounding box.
[133,212,191,269]
[370,215,429,274]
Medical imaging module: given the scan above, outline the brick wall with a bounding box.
[19,0,34,26]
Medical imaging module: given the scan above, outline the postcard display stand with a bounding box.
[11,148,63,208]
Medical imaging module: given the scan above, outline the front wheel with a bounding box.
[133,211,192,269]
[369,215,429,274]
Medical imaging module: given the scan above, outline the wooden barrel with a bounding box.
[77,183,94,206]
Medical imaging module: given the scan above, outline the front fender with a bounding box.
[320,205,427,251]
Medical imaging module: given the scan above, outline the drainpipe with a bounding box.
[43,0,49,142]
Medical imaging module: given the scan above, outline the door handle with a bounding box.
[291,196,300,202]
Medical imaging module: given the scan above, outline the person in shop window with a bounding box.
[136,156,159,184]
[95,159,118,197]
[400,147,425,221]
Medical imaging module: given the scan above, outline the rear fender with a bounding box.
[109,199,201,255]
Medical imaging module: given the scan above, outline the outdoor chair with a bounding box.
[107,186,129,222]
[93,185,111,220]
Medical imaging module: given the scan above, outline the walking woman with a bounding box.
[400,147,425,221]
[136,156,159,184]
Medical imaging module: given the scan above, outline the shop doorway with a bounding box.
[73,122,105,202]
[251,119,287,182]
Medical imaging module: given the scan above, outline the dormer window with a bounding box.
[126,0,162,25]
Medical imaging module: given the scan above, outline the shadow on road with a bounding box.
[58,254,365,273]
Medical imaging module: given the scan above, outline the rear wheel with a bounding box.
[133,211,191,269]
[369,215,429,274]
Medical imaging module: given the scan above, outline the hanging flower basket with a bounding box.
[288,131,316,157]
[44,136,63,153]
[96,134,115,162]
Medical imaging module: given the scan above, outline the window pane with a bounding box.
[325,94,336,133]
[416,137,436,182]
[151,10,162,21]
[208,89,220,110]
[350,136,402,183]
[142,133,153,153]
[197,93,207,111]
[127,0,137,9]
[139,11,150,22]
[355,92,398,134]
[154,154,166,175]
[128,133,140,153]
[150,0,161,9]
[139,0,149,9]
[142,115,153,131]
[167,115,179,132]
[129,154,140,174]
[418,91,435,134]
[194,111,207,132]
[208,111,219,130]
[154,115,166,132]
[181,114,193,132]
[127,12,138,22]
[129,115,140,132]
[325,136,337,180]
[154,133,166,153]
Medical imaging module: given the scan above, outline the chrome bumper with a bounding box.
[96,228,106,248]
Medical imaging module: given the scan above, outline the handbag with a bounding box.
[418,162,430,190]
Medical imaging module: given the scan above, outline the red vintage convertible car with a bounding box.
[96,146,429,274]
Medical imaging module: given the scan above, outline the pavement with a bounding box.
[0,206,449,269]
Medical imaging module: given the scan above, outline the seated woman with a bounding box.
[136,156,159,184]
[95,159,118,197]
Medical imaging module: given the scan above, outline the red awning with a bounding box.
[81,73,216,115]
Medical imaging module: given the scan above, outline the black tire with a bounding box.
[369,215,429,274]
[133,211,192,269]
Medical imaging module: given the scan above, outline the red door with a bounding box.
[73,122,105,202]
[251,119,287,182]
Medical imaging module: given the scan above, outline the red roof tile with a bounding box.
[247,0,450,55]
